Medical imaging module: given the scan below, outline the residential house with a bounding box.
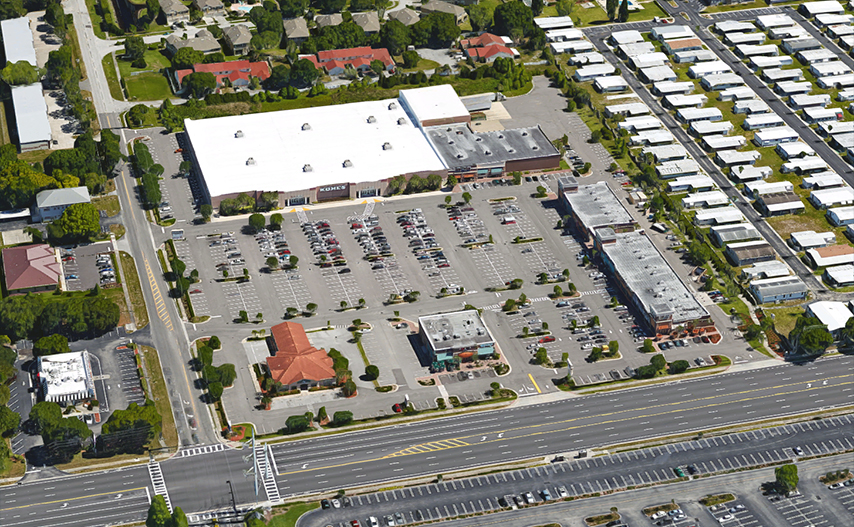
[420,0,468,25]
[806,244,854,267]
[823,265,854,287]
[315,47,394,75]
[175,60,271,90]
[725,240,777,266]
[710,223,762,247]
[314,13,343,27]
[1,244,60,294]
[594,76,629,93]
[757,191,805,216]
[805,301,854,339]
[283,18,310,43]
[388,8,420,26]
[352,11,381,33]
[32,186,91,222]
[160,0,190,25]
[223,25,252,55]
[810,186,854,209]
[790,230,836,251]
[193,0,224,16]
[753,126,799,147]
[165,30,222,55]
[662,38,704,55]
[466,44,515,62]
[827,205,854,225]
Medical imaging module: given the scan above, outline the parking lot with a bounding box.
[771,493,833,527]
[60,241,117,291]
[111,344,146,408]
[707,499,761,527]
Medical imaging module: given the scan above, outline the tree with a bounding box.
[270,213,284,230]
[265,64,291,90]
[365,365,379,381]
[171,47,204,69]
[369,59,386,76]
[744,324,763,341]
[411,13,460,48]
[124,36,146,61]
[462,191,472,204]
[34,334,70,357]
[587,347,603,362]
[402,49,420,68]
[285,414,310,433]
[379,19,410,56]
[0,406,21,437]
[789,316,833,356]
[332,410,353,426]
[170,508,189,527]
[200,204,212,222]
[290,58,321,87]
[0,0,25,21]
[532,0,544,16]
[493,1,534,38]
[775,464,799,493]
[312,0,347,14]
[279,0,308,17]
[45,1,68,39]
[342,380,357,397]
[589,316,600,327]
[608,340,619,354]
[208,381,224,401]
[650,353,666,371]
[618,0,629,23]
[289,255,299,268]
[669,360,689,374]
[49,203,100,242]
[146,0,161,22]
[183,72,216,98]
[606,0,618,20]
[553,285,563,297]
[466,2,493,31]
[101,400,162,451]
[534,348,549,365]
[146,495,171,527]
[208,336,221,350]
[556,0,574,16]
[266,256,279,270]
[1,60,43,85]
[218,364,237,387]
[248,213,266,233]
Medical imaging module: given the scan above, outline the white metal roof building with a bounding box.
[690,121,734,136]
[735,44,780,58]
[673,50,717,63]
[630,52,669,69]
[702,135,746,151]
[561,182,636,239]
[817,74,854,89]
[609,30,644,46]
[719,87,757,102]
[803,173,846,188]
[823,264,854,287]
[38,351,96,405]
[782,157,828,173]
[701,74,745,91]
[725,33,766,46]
[535,16,574,30]
[730,165,772,182]
[710,223,762,246]
[799,1,844,17]
[689,61,733,78]
[749,56,794,69]
[667,175,715,192]
[656,159,701,178]
[714,20,756,33]
[810,62,852,77]
[769,26,809,40]
[630,129,675,145]
[717,150,761,166]
[605,102,650,117]
[750,276,808,303]
[644,144,689,162]
[814,13,854,26]
[682,190,729,208]
[11,85,51,153]
[742,260,791,280]
[790,230,837,250]
[776,142,815,159]
[0,17,37,67]
[754,126,799,147]
[790,93,832,109]
[775,81,814,96]
[32,186,91,222]
[545,28,584,42]
[828,205,854,225]
[639,65,678,83]
[734,100,771,114]
[797,48,839,64]
[550,40,594,54]
[803,107,844,124]
[653,81,696,96]
[573,64,616,81]
[693,205,745,225]
[569,52,605,65]
[805,301,854,334]
[594,76,629,92]
[678,107,724,124]
[762,68,804,83]
[745,181,794,199]
[651,25,695,41]
[807,245,854,267]
[663,94,708,109]
[618,42,656,57]
[186,86,462,207]
[757,14,796,29]
[600,231,710,333]
[810,186,854,209]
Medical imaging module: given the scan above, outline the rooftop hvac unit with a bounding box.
[498,134,504,139]
[303,164,313,172]
[484,150,491,155]
[508,149,515,153]
[235,130,244,138]
[343,159,353,167]
[532,145,539,150]
[475,137,482,142]
[302,123,311,131]
[382,142,392,150]
[448,140,454,144]
[246,157,256,166]
[388,102,397,110]
[397,117,407,125]
[456,153,464,159]
[367,115,377,123]
[522,131,529,136]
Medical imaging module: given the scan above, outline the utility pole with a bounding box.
[226,480,237,514]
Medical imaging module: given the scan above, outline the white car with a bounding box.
[719,514,734,523]
[650,511,667,520]
[368,517,379,527]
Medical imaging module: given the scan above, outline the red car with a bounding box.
[539,336,556,343]
[351,521,361,527]
[392,403,403,413]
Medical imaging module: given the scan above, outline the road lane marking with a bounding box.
[528,374,542,394]
[0,487,147,511]
[143,257,172,331]
[279,378,853,474]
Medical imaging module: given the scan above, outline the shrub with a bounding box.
[208,336,221,350]
[332,411,353,426]
[198,345,213,367]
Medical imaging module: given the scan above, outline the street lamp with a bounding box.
[226,480,237,514]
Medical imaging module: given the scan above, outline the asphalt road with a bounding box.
[2,356,850,527]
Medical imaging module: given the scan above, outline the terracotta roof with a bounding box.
[2,244,60,291]
[176,60,271,88]
[267,322,335,386]
[466,44,513,59]
[316,47,394,70]
[461,33,504,48]
[814,244,854,257]
[665,38,703,51]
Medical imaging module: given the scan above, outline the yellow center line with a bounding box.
[0,487,147,511]
[529,373,542,394]
[277,379,851,476]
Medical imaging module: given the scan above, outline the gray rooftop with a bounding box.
[711,223,762,244]
[419,310,492,353]
[750,276,807,296]
[11,85,51,146]
[426,124,558,170]
[35,186,90,208]
[602,231,709,324]
[1,18,37,67]
[562,182,635,231]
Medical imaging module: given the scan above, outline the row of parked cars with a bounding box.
[255,229,293,268]
[96,254,116,285]
[351,216,393,266]
[399,209,452,274]
[303,221,347,268]
[499,486,571,510]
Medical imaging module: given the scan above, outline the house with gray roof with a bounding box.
[315,13,343,27]
[160,0,190,25]
[224,24,252,55]
[421,0,468,25]
[283,18,310,42]
[192,0,225,16]
[352,11,381,33]
[165,30,222,55]
[388,8,420,26]
[32,187,91,222]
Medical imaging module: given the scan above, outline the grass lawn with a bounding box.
[140,345,178,447]
[628,0,669,22]
[120,251,149,330]
[574,5,610,26]
[125,73,173,101]
[92,195,121,217]
[17,149,52,164]
[117,50,172,77]
[0,101,10,145]
[110,223,126,239]
[763,305,804,338]
[84,0,107,39]
[266,502,319,527]
[399,58,441,73]
[102,54,124,101]
[702,0,798,13]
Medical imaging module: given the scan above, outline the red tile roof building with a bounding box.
[266,322,335,389]
[464,44,515,62]
[314,46,394,75]
[2,244,60,293]
[175,60,271,89]
[460,32,505,48]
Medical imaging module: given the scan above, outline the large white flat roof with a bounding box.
[11,85,51,146]
[186,96,448,199]
[398,85,470,127]
[1,18,37,67]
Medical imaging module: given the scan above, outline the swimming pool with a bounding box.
[232,4,253,13]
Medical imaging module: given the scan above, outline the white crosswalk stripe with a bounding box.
[148,462,172,512]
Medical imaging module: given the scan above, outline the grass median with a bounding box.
[120,251,149,330]
[139,345,178,448]
[101,54,124,101]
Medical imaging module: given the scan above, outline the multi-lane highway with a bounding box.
[2,356,851,527]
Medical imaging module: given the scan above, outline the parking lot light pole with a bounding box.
[226,479,237,513]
